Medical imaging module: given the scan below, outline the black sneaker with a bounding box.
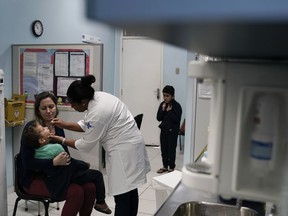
[157,167,168,173]
[94,203,112,214]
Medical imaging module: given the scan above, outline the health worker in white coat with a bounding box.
[50,75,151,216]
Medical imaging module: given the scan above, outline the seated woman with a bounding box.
[22,120,94,200]
[19,91,111,216]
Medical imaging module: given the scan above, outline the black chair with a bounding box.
[13,153,60,216]
[178,119,185,151]
[134,114,144,129]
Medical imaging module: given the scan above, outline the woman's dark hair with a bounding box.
[67,75,96,104]
[34,91,59,126]
[22,120,41,149]
[162,85,175,96]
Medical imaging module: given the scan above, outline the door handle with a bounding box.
[157,88,160,100]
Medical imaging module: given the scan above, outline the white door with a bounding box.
[121,38,162,146]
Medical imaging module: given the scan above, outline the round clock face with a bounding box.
[32,20,43,37]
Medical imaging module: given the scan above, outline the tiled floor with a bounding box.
[7,146,184,216]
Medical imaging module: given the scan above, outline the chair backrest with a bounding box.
[134,114,144,129]
[14,153,28,197]
[13,153,60,216]
[179,119,185,135]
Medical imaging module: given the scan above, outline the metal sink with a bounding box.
[173,201,259,216]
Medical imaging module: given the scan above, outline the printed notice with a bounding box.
[55,52,69,76]
[70,52,85,76]
[23,52,37,75]
[57,77,79,97]
[38,64,53,92]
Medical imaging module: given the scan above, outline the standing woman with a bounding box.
[51,75,151,216]
[19,91,109,216]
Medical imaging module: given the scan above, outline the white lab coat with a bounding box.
[75,92,151,196]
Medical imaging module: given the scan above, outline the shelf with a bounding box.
[5,119,26,127]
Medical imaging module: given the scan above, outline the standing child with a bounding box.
[156,85,182,173]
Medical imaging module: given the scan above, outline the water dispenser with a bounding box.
[182,61,288,206]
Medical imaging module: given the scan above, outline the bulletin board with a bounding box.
[12,44,103,105]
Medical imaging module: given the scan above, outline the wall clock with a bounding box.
[32,20,43,37]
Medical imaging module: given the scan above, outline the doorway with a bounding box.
[121,37,163,146]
